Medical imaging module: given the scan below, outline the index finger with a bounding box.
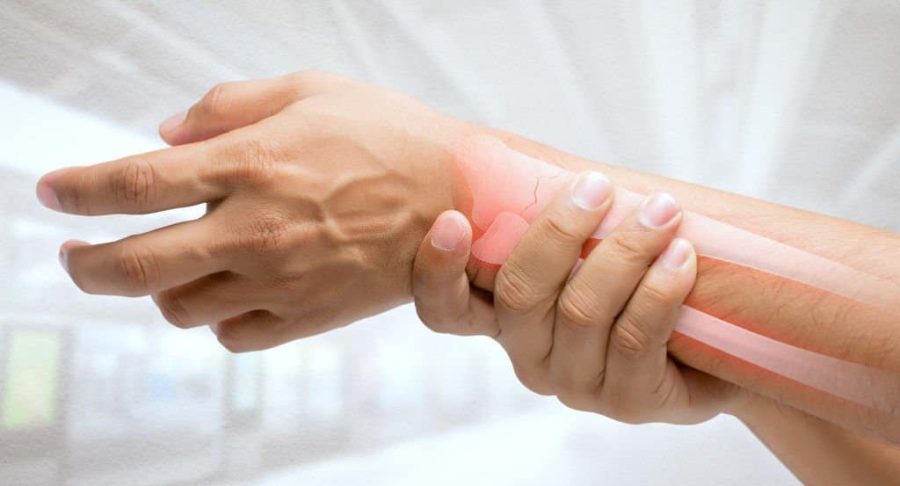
[36,141,231,215]
[492,172,614,390]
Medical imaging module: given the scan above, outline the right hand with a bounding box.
[38,71,469,351]
[412,174,746,424]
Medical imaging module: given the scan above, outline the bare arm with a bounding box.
[475,128,900,442]
[736,395,900,485]
[410,168,900,483]
[37,72,899,442]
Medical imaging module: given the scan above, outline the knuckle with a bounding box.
[494,263,540,313]
[214,324,251,353]
[290,69,325,86]
[155,292,190,329]
[610,232,653,266]
[116,244,160,294]
[112,159,157,210]
[414,305,453,335]
[512,364,554,396]
[199,82,234,116]
[604,399,653,424]
[228,138,283,187]
[288,69,345,93]
[557,288,600,331]
[241,214,290,252]
[639,281,674,308]
[552,366,606,398]
[541,211,585,245]
[611,315,653,358]
[608,408,643,425]
[551,374,584,400]
[556,392,594,412]
[421,321,455,336]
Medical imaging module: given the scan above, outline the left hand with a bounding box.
[412,173,744,424]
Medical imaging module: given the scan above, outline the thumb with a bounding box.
[413,210,495,336]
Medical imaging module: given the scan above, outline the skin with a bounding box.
[413,202,900,484]
[35,72,899,476]
[453,136,899,414]
[43,72,464,348]
[414,179,735,425]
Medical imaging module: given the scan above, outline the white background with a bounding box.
[1,1,898,485]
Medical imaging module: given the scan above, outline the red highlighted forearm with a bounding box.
[453,134,900,441]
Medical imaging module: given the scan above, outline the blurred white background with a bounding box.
[1,1,898,485]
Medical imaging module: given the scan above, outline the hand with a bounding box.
[37,71,467,351]
[412,173,745,424]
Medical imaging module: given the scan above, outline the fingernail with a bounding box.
[58,245,69,273]
[36,178,61,211]
[159,111,186,134]
[661,238,693,270]
[58,240,88,274]
[431,213,466,251]
[639,192,679,228]
[571,172,613,210]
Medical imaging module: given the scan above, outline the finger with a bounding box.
[36,142,231,215]
[211,310,286,353]
[465,212,529,292]
[160,74,308,145]
[604,238,696,404]
[493,172,614,384]
[467,258,500,292]
[61,218,224,297]
[550,192,682,393]
[213,289,389,352]
[152,272,260,329]
[412,210,497,336]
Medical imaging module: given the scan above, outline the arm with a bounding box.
[467,130,900,442]
[735,395,900,485]
[413,204,900,485]
[37,72,899,441]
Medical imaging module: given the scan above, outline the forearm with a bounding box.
[486,127,900,283]
[419,125,900,478]
[447,127,900,440]
[734,395,900,485]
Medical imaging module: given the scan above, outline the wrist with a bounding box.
[725,390,778,427]
[387,120,476,300]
